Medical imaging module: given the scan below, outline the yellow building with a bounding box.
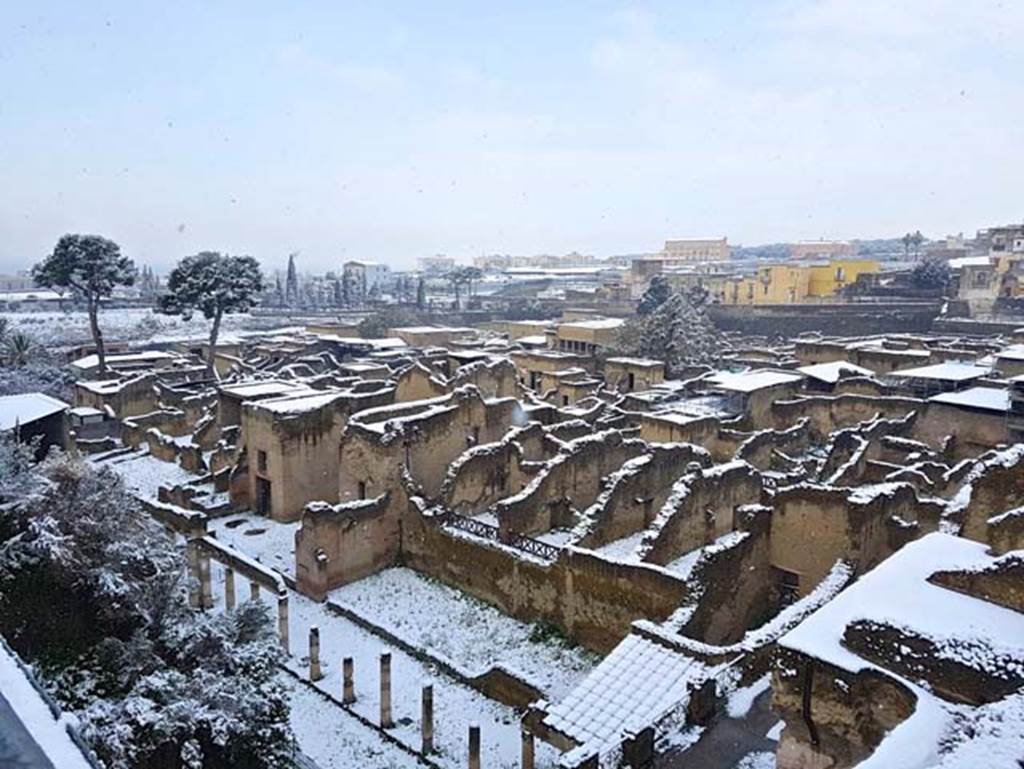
[807,259,880,297]
[723,259,879,305]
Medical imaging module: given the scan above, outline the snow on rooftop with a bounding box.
[516,334,549,345]
[798,361,875,384]
[0,392,69,430]
[706,369,804,393]
[929,386,1009,413]
[780,533,1024,675]
[889,362,991,381]
[995,344,1024,361]
[606,356,664,368]
[543,634,709,751]
[69,349,176,369]
[948,255,992,269]
[559,318,626,330]
[219,380,310,398]
[253,390,344,415]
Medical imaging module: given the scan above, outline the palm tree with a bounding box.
[902,233,913,260]
[0,316,10,346]
[4,331,37,366]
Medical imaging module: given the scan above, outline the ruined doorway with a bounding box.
[256,476,272,516]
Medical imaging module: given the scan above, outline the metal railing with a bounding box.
[440,511,562,561]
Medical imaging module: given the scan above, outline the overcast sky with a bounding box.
[2,1,1022,273]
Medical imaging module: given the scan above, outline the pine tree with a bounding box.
[32,234,136,374]
[159,252,263,374]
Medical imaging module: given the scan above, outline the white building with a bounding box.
[343,261,391,299]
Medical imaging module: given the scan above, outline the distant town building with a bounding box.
[787,240,855,260]
[721,259,880,305]
[418,255,456,274]
[661,237,729,262]
[343,260,391,300]
[0,272,35,291]
[472,252,597,271]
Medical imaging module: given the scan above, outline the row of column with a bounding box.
[191,546,538,768]
[306,628,536,768]
[189,547,292,653]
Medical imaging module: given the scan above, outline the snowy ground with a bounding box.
[96,448,200,499]
[591,530,645,561]
[282,672,421,769]
[208,512,298,576]
[5,308,270,347]
[206,560,565,769]
[331,567,598,700]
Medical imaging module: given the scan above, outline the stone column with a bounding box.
[343,657,355,704]
[224,567,236,611]
[277,594,289,654]
[521,729,535,769]
[198,553,214,610]
[309,626,322,681]
[380,653,393,728]
[250,580,260,601]
[421,685,434,755]
[186,539,200,608]
[468,723,481,769]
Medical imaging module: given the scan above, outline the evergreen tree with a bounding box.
[159,252,263,374]
[32,234,136,374]
[416,277,426,309]
[637,275,672,315]
[617,288,725,376]
[285,253,298,305]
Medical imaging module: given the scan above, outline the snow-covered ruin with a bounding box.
[28,322,1024,768]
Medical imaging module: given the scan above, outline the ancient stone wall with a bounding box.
[640,461,764,566]
[576,443,710,549]
[296,494,400,600]
[495,430,647,538]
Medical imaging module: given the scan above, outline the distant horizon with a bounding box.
[0,229,972,277]
[2,1,1022,273]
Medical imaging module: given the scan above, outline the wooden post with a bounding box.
[380,653,393,728]
[224,567,236,611]
[309,626,322,681]
[277,594,289,654]
[469,723,481,769]
[250,580,260,601]
[421,684,434,755]
[343,657,355,704]
[521,729,535,769]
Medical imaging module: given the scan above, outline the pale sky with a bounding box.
[1,1,1022,273]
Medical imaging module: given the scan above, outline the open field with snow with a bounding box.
[4,308,284,347]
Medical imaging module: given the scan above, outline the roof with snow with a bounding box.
[889,362,991,382]
[0,393,69,431]
[706,369,804,393]
[929,386,1010,413]
[798,361,875,384]
[69,349,176,370]
[780,533,1024,676]
[558,318,626,330]
[543,633,709,752]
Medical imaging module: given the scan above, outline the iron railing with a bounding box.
[440,512,562,561]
